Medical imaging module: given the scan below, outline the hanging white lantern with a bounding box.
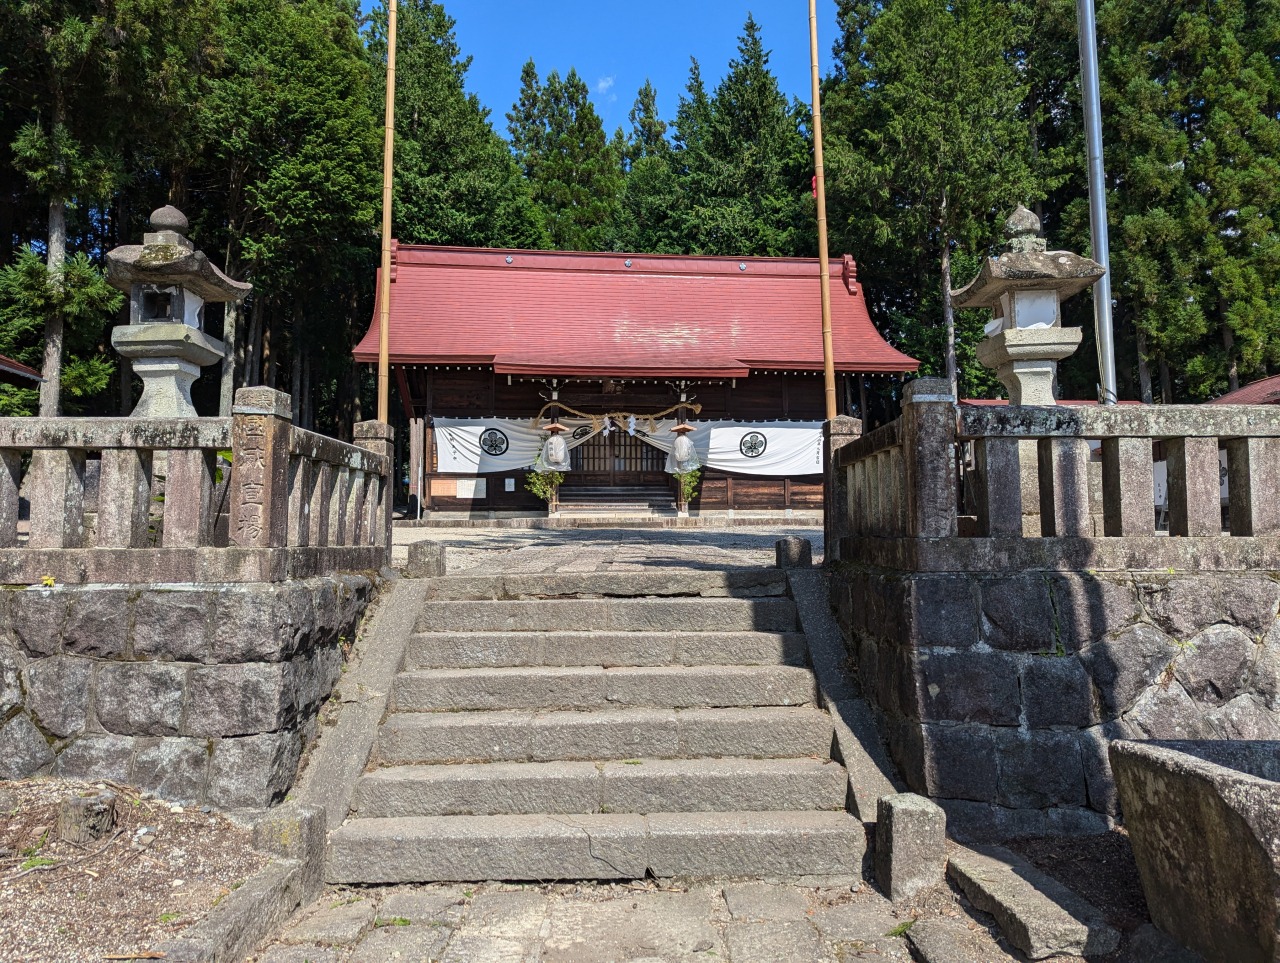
[540,430,570,471]
[672,430,699,472]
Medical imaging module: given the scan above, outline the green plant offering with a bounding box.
[524,460,564,504]
[673,468,700,504]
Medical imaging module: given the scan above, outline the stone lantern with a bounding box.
[105,206,251,417]
[951,205,1105,405]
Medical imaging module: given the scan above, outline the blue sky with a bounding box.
[418,1,841,136]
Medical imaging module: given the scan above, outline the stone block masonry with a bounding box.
[0,575,374,808]
[831,563,1280,838]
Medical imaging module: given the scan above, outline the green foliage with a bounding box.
[524,464,564,503]
[675,18,812,257]
[507,62,623,250]
[674,468,700,505]
[0,247,120,415]
[367,1,546,249]
[826,0,1041,396]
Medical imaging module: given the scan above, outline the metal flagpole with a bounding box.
[376,0,398,423]
[1076,0,1118,404]
[808,0,837,421]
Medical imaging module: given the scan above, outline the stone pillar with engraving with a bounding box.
[106,206,251,418]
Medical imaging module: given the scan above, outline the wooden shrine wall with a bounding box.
[401,368,836,512]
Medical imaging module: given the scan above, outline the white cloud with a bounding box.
[596,76,615,96]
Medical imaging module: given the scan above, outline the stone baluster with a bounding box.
[1165,437,1221,536]
[972,437,1022,536]
[1101,438,1155,536]
[0,449,22,547]
[1225,437,1280,536]
[96,449,153,547]
[824,417,860,560]
[162,448,215,547]
[308,462,334,547]
[287,455,312,547]
[329,465,350,545]
[901,378,957,538]
[27,449,86,548]
[355,420,394,550]
[345,470,367,546]
[229,387,292,549]
[1036,437,1092,536]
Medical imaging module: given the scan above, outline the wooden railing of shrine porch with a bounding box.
[826,376,1280,571]
[0,387,391,584]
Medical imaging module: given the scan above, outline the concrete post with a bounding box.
[229,387,292,549]
[901,378,957,538]
[355,420,394,556]
[824,416,861,564]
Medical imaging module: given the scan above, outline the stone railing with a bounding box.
[0,386,391,583]
[825,376,1280,840]
[829,377,1280,571]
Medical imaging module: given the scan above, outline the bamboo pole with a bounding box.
[808,0,837,421]
[376,0,398,424]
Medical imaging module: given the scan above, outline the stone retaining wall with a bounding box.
[0,575,375,808]
[831,564,1280,838]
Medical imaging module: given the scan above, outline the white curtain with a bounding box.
[635,420,824,477]
[433,417,605,473]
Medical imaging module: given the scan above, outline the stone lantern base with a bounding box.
[111,322,225,419]
[975,327,1084,406]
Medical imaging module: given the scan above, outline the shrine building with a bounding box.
[353,244,918,514]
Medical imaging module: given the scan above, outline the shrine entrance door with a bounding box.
[563,431,668,488]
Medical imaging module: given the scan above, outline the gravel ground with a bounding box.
[0,777,268,962]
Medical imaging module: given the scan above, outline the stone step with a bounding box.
[947,845,1120,960]
[413,597,799,634]
[352,757,848,818]
[390,665,819,713]
[403,631,809,670]
[375,707,836,765]
[420,569,787,601]
[326,811,866,883]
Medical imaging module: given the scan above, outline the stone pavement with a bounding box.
[255,877,1023,963]
[391,525,824,573]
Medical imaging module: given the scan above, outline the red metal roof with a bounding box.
[1210,374,1280,406]
[353,245,918,377]
[0,353,42,387]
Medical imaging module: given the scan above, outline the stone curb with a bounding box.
[947,843,1120,959]
[146,578,424,961]
[786,568,903,821]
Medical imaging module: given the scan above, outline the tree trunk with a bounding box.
[220,300,239,416]
[1221,314,1239,393]
[1159,358,1174,404]
[290,313,302,423]
[941,243,957,399]
[264,308,276,389]
[245,297,263,387]
[39,197,67,417]
[1136,328,1154,404]
[57,792,117,844]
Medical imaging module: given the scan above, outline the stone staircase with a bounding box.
[556,485,677,515]
[326,567,866,883]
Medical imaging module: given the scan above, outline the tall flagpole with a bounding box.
[1076,0,1118,404]
[376,0,398,423]
[809,0,837,421]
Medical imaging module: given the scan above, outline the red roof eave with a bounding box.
[352,245,921,375]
